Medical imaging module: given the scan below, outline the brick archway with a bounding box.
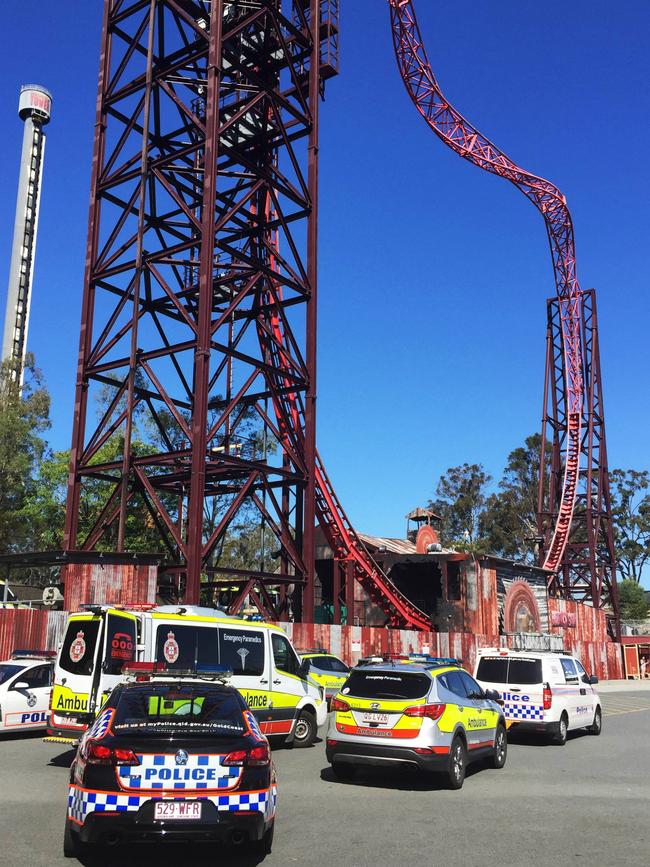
[504,580,541,633]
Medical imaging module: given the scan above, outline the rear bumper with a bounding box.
[507,720,555,734]
[326,739,449,772]
[73,803,268,845]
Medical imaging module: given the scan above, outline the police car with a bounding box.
[0,651,54,733]
[64,664,277,857]
[298,648,350,703]
[474,648,602,745]
[326,659,506,789]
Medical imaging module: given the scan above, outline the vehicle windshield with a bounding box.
[112,684,247,738]
[342,670,430,700]
[477,656,543,685]
[0,663,23,685]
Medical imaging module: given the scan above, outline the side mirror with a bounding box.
[589,675,599,685]
[298,660,310,679]
[484,688,501,702]
[12,681,30,691]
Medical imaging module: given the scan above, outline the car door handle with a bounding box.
[260,679,269,684]
[509,688,521,692]
[273,679,282,685]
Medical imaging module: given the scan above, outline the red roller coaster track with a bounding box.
[389,0,583,575]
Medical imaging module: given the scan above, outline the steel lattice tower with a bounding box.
[64,0,340,612]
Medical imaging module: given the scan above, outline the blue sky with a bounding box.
[0,2,648,569]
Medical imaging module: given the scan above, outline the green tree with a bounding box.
[618,578,649,620]
[609,469,650,583]
[481,433,549,561]
[0,355,51,551]
[429,463,491,551]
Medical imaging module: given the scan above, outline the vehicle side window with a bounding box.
[272,634,301,677]
[329,658,350,674]
[104,615,137,675]
[560,658,579,683]
[312,656,333,672]
[218,629,265,676]
[18,665,51,690]
[459,670,483,699]
[574,659,588,679]
[439,670,468,699]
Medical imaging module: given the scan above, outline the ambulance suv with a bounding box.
[474,648,602,745]
[49,605,326,747]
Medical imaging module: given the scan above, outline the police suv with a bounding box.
[326,658,507,789]
[49,605,326,747]
[474,648,602,744]
[0,651,54,733]
[64,664,276,857]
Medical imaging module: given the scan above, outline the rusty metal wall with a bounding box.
[0,608,67,660]
[63,563,157,611]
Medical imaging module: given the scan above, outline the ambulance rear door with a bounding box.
[96,610,138,707]
[52,614,103,721]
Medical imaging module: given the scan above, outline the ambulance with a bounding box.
[49,605,326,747]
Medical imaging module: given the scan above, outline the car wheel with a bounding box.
[251,821,274,854]
[552,712,568,746]
[292,710,317,747]
[447,735,467,789]
[63,819,80,859]
[588,705,602,736]
[491,723,508,769]
[332,761,356,782]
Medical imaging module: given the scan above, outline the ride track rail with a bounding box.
[389,0,584,577]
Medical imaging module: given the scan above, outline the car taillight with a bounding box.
[222,744,270,767]
[86,741,139,766]
[543,683,552,710]
[404,703,446,720]
[331,698,350,713]
[326,738,338,747]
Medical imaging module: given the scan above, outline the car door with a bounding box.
[5,664,52,730]
[438,670,476,745]
[216,625,273,719]
[559,657,580,728]
[458,670,497,748]
[270,632,309,737]
[573,658,596,723]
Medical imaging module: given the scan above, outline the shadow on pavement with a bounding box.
[48,747,77,768]
[77,842,269,867]
[319,763,482,792]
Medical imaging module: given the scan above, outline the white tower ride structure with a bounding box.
[2,85,52,381]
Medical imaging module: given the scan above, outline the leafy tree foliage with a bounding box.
[609,469,650,583]
[429,463,492,551]
[618,578,649,620]
[0,355,51,551]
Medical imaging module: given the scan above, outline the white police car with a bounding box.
[0,651,54,733]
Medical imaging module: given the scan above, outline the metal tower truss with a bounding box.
[64,0,334,614]
[539,289,619,621]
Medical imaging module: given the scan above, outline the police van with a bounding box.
[49,605,326,747]
[474,648,602,745]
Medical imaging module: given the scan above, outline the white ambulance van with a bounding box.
[474,648,602,745]
[48,605,326,747]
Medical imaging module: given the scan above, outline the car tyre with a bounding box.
[332,761,356,782]
[490,723,508,769]
[552,712,568,746]
[292,710,317,748]
[447,735,467,790]
[251,821,274,854]
[588,705,602,736]
[63,819,81,859]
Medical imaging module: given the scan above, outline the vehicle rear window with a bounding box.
[103,615,137,676]
[112,685,247,737]
[476,656,542,685]
[0,663,23,685]
[59,619,101,676]
[342,670,430,700]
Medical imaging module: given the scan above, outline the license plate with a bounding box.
[362,712,389,725]
[154,801,202,821]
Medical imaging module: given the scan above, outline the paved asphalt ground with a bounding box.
[1,691,649,867]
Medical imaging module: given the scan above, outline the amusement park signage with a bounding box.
[550,611,577,628]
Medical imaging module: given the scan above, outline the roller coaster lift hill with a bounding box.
[62,1,619,630]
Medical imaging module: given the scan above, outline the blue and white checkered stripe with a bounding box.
[244,710,264,741]
[68,785,276,825]
[503,702,543,720]
[117,754,242,791]
[86,708,114,740]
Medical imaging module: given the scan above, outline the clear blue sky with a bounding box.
[0,2,648,563]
